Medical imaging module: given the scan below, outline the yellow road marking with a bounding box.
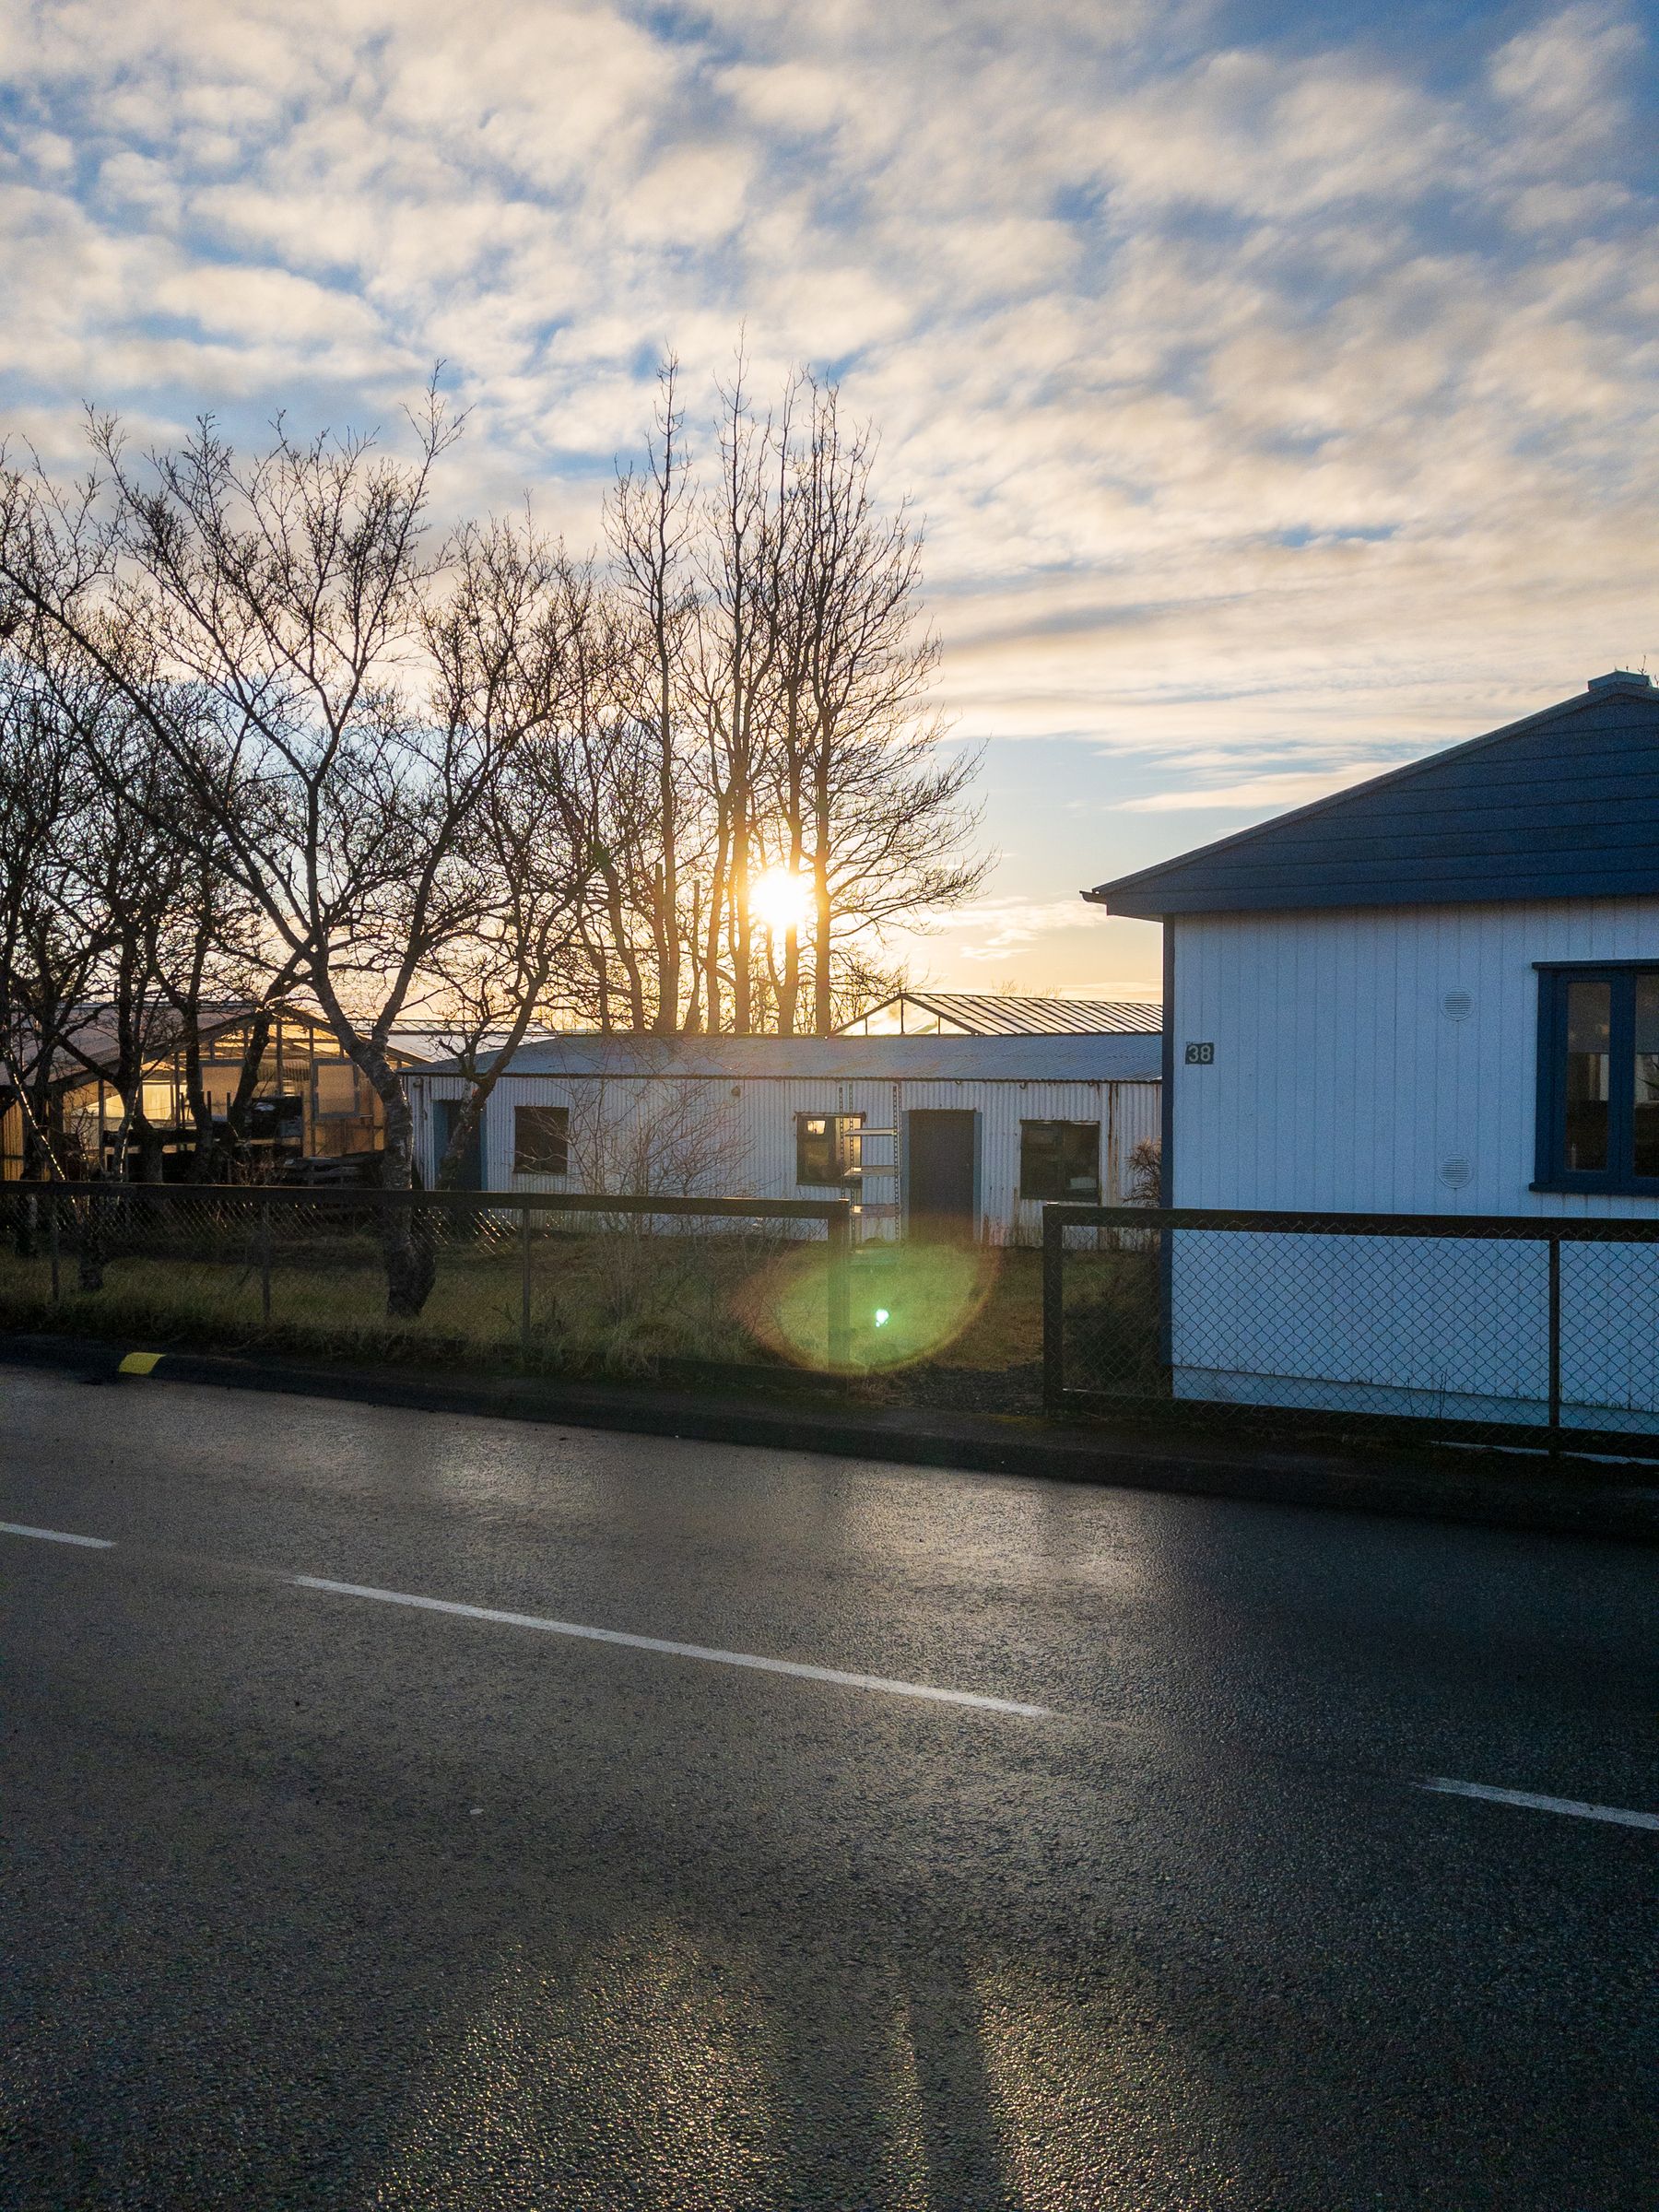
[117,1351,165,1377]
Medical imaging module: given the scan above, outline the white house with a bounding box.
[1085,669,1659,1435]
[407,1019,1160,1245]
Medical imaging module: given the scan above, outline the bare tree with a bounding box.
[0,399,579,1309]
[606,360,700,1032]
[788,377,987,1032]
[0,651,105,1184]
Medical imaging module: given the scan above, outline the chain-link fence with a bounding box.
[1042,1205,1659,1458]
[0,1182,853,1385]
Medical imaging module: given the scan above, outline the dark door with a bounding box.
[906,1111,977,1239]
[437,1099,484,1191]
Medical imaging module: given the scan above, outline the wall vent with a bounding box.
[1441,990,1474,1021]
[1439,1156,1473,1188]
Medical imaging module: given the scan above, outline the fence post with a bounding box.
[259,1199,273,1324]
[48,1191,60,1303]
[1547,1232,1561,1454]
[1042,1206,1065,1412]
[826,1202,852,1371]
[521,1202,534,1362]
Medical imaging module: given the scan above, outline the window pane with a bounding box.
[1634,976,1659,1177]
[796,1112,861,1184]
[314,1062,360,1118]
[1564,980,1610,1171]
[514,1105,568,1174]
[797,1115,833,1183]
[1060,1122,1101,1198]
[1020,1121,1101,1202]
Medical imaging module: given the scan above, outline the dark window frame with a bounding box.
[1018,1118,1101,1203]
[795,1112,863,1187]
[1534,962,1659,1194]
[513,1102,570,1176]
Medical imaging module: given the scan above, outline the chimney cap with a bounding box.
[1588,669,1653,691]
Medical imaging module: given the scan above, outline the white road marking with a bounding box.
[292,1575,1053,1717]
[1417,1777,1659,1831]
[0,1521,115,1549]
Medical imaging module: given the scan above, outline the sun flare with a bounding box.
[749,866,812,935]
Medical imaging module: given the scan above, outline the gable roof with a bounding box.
[838,990,1161,1036]
[1085,672,1659,920]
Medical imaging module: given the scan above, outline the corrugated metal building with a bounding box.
[835,990,1161,1037]
[1086,667,1659,1430]
[407,1030,1161,1245]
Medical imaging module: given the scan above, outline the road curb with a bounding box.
[5,1330,1657,1544]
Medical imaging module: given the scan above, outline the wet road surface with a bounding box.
[0,1362,1654,2208]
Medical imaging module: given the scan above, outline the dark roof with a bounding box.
[838,990,1161,1036]
[1085,672,1659,920]
[413,1031,1162,1084]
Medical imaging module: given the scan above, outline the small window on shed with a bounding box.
[514,1104,569,1175]
[1019,1120,1100,1202]
[796,1112,863,1185]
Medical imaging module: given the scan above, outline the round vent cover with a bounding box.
[1441,990,1474,1021]
[1440,1156,1473,1188]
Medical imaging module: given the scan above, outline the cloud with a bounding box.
[1121,763,1392,811]
[0,0,1653,999]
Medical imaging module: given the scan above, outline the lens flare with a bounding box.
[735,1239,1000,1373]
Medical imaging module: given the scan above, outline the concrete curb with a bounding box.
[5,1330,1657,1545]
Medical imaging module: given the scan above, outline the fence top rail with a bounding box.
[6,1181,851,1224]
[1043,1202,1659,1242]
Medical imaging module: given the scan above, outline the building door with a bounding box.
[436,1099,484,1191]
[905,1111,977,1240]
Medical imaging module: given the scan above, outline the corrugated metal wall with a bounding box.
[411,1070,1159,1243]
[1171,896,1659,1218]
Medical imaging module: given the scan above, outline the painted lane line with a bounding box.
[1417,1777,1659,1832]
[0,1521,115,1550]
[292,1576,1053,1718]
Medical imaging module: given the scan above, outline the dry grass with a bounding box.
[0,1227,1143,1395]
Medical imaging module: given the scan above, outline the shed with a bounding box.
[407,1029,1161,1245]
[1084,668,1659,1432]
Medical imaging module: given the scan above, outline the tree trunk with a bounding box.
[224,1011,274,1178]
[357,1041,436,1318]
[812,762,834,1033]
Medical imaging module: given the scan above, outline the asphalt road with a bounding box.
[0,1362,1654,2210]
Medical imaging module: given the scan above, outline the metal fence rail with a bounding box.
[1043,1204,1659,1460]
[0,1182,853,1379]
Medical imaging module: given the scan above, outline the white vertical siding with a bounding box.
[1168,895,1659,1427]
[1171,896,1659,1218]
[411,1071,1160,1244]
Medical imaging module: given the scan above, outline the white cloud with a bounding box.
[1121,763,1392,811]
[0,0,1653,994]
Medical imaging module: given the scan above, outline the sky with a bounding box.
[1,0,1655,1002]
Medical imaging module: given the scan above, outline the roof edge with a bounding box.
[1084,682,1649,916]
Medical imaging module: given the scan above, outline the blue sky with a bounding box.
[2,0,1655,996]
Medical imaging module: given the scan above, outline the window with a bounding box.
[796,1112,862,1185]
[514,1104,569,1175]
[1537,966,1659,1191]
[313,1061,362,1120]
[1019,1120,1100,1202]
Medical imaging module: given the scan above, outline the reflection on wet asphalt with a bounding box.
[1,1365,1653,2208]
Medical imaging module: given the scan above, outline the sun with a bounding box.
[750,866,812,935]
